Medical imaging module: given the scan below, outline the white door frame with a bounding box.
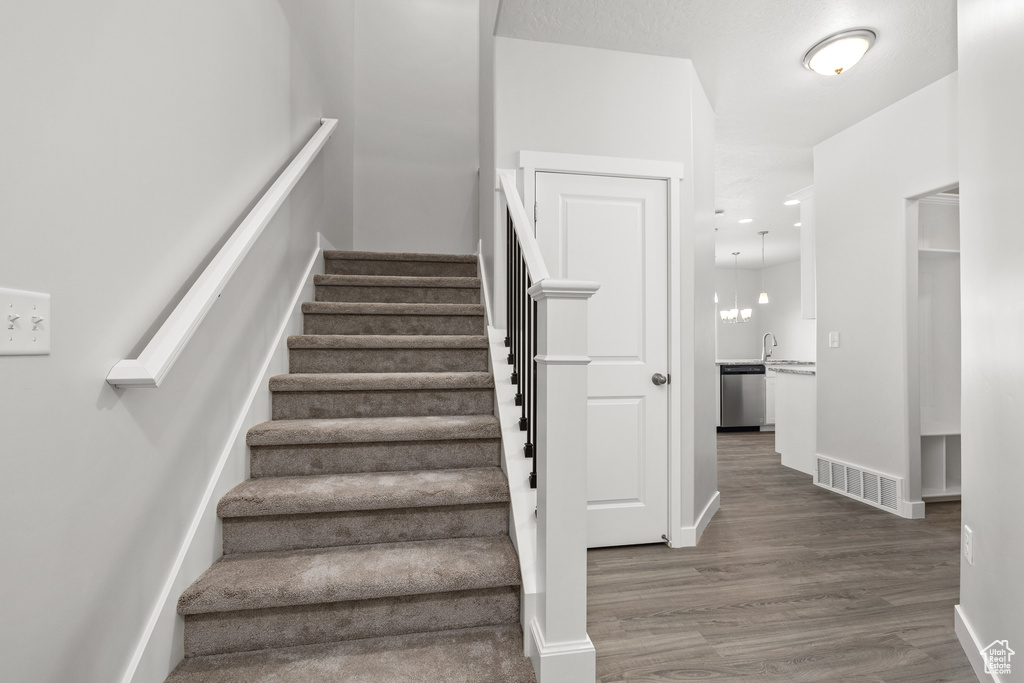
[511,150,691,548]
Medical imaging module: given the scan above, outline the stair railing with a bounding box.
[496,169,598,681]
[106,118,338,388]
[501,172,548,489]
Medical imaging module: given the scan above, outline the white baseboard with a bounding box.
[905,500,926,519]
[955,604,999,682]
[119,235,329,683]
[528,618,596,683]
[670,491,720,548]
[477,241,493,327]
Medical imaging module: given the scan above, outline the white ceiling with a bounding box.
[496,0,958,269]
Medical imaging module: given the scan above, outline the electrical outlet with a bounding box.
[963,525,974,565]
[828,331,840,348]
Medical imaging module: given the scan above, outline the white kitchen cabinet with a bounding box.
[715,363,721,427]
[775,370,816,475]
[765,370,776,425]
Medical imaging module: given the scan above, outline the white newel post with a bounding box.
[527,279,599,682]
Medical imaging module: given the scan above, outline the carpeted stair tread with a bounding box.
[302,301,483,316]
[269,371,494,392]
[314,274,481,288]
[166,624,536,683]
[247,414,500,446]
[177,537,520,615]
[288,334,488,349]
[324,250,477,263]
[218,468,509,518]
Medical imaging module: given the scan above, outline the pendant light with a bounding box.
[758,231,770,304]
[720,252,752,323]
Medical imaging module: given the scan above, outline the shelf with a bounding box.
[921,421,961,436]
[919,247,960,254]
[922,483,961,501]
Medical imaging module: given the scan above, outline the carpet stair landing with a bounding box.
[167,250,534,682]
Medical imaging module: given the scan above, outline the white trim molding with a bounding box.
[529,619,597,683]
[955,604,1003,682]
[786,184,815,202]
[519,150,686,180]
[477,241,493,327]
[106,118,337,388]
[670,491,721,548]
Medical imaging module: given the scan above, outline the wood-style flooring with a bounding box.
[587,431,974,682]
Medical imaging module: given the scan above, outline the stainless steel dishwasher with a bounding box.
[720,364,766,428]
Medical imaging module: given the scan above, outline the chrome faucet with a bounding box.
[762,332,777,362]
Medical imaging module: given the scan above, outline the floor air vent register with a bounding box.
[816,456,901,512]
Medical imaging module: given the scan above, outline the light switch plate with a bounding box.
[963,525,974,565]
[828,331,840,348]
[1,288,51,356]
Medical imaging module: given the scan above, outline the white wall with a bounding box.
[281,0,356,240]
[353,0,480,255]
[0,3,354,681]
[493,37,717,539]
[762,261,816,361]
[957,0,1024,669]
[494,38,693,168]
[479,0,500,295]
[714,262,815,361]
[813,74,957,493]
[684,72,719,539]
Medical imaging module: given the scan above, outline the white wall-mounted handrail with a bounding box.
[498,170,550,283]
[106,118,338,388]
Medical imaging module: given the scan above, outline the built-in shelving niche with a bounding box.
[916,192,961,501]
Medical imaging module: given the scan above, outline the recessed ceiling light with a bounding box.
[739,218,753,224]
[784,199,800,206]
[795,222,802,227]
[803,29,876,76]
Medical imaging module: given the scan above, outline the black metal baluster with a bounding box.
[529,298,539,488]
[519,271,530,430]
[514,249,524,403]
[509,237,518,371]
[504,211,512,349]
[528,270,536,454]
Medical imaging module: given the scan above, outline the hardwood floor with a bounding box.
[587,431,975,682]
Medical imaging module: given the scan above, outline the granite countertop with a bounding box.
[716,359,815,367]
[774,365,816,376]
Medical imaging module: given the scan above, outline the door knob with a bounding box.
[652,373,668,386]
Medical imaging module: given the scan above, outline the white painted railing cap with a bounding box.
[528,279,600,300]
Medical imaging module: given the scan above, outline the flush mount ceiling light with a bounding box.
[803,29,876,76]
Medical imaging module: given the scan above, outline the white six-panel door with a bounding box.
[535,172,669,548]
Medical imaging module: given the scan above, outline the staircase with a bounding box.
[167,251,536,682]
